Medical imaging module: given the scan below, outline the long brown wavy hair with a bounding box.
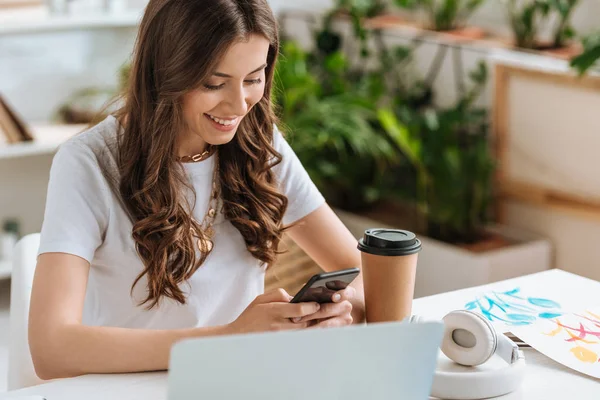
[113,0,287,309]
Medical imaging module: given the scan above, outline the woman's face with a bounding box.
[180,34,270,153]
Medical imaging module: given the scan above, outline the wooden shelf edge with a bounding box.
[361,13,584,61]
[499,180,600,223]
[0,123,87,160]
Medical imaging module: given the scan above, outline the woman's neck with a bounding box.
[177,133,210,159]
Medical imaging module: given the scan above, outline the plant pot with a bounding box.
[335,208,553,298]
[363,14,408,29]
[57,106,101,124]
[504,38,584,60]
[363,14,486,43]
[533,41,583,61]
[435,26,487,41]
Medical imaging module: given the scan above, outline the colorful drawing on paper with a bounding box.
[511,306,600,379]
[464,287,563,326]
[544,310,600,363]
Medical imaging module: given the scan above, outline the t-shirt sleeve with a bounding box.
[38,141,110,263]
[272,125,326,226]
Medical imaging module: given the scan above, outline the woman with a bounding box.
[29,0,365,380]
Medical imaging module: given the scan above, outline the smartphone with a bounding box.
[290,267,360,304]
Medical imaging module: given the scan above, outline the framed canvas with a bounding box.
[493,64,600,222]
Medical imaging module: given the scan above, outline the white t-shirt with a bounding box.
[38,115,325,329]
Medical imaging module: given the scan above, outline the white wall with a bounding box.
[0,155,54,235]
[0,28,138,122]
[0,26,139,236]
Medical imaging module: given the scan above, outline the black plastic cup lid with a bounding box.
[357,229,422,256]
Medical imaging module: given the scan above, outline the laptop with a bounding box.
[167,321,444,400]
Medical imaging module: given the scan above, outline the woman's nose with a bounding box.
[227,85,249,116]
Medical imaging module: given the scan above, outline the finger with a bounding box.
[254,288,292,305]
[332,286,356,303]
[299,301,352,322]
[310,315,354,329]
[273,320,310,331]
[283,302,321,321]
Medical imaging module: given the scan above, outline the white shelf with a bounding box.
[0,259,11,280]
[0,6,142,36]
[0,123,87,160]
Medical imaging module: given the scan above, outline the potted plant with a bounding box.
[376,61,495,245]
[277,5,552,296]
[392,0,487,39]
[317,0,388,60]
[274,40,401,211]
[345,61,551,296]
[274,0,429,212]
[55,61,131,124]
[503,0,582,59]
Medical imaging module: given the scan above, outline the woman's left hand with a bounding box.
[292,286,356,328]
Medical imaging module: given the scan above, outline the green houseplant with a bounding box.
[274,40,401,211]
[503,0,580,50]
[377,61,495,244]
[56,61,131,124]
[277,0,496,244]
[571,31,600,75]
[274,0,423,211]
[394,0,486,32]
[548,0,579,49]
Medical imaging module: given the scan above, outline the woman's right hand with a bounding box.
[228,289,320,334]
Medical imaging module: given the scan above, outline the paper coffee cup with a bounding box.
[358,229,422,323]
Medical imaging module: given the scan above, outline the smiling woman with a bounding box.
[27,0,364,381]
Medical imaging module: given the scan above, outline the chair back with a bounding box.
[8,233,44,390]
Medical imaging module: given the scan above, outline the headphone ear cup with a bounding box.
[441,310,497,367]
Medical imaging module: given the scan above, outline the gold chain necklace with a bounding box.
[176,146,214,163]
[189,152,220,254]
[176,146,219,253]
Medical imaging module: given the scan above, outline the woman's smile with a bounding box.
[204,113,240,132]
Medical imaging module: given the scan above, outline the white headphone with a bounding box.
[408,310,526,400]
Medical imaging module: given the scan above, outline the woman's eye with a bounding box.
[203,78,262,91]
[245,78,263,85]
[203,83,225,91]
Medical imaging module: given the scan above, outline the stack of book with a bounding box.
[0,94,33,145]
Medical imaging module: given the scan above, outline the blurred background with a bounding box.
[1,0,600,392]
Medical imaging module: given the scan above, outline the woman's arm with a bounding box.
[28,253,228,380]
[285,204,366,323]
[29,253,319,380]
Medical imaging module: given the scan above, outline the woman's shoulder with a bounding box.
[271,123,290,151]
[56,115,120,170]
[272,123,284,139]
[62,115,119,155]
[52,115,120,187]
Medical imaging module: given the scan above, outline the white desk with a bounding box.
[2,270,600,400]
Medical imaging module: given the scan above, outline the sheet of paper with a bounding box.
[413,270,600,333]
[511,306,600,379]
[412,270,600,379]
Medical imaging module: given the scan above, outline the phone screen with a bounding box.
[290,268,360,304]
